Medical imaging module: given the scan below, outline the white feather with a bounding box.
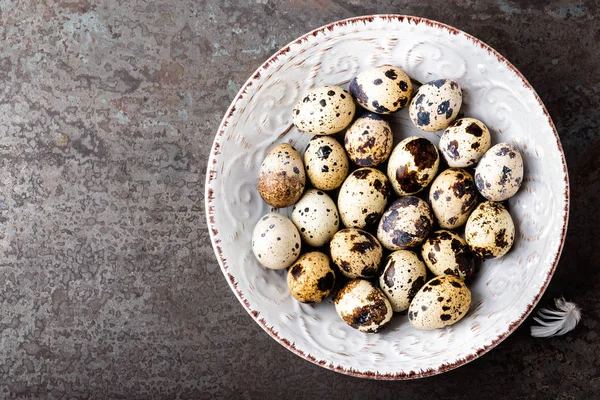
[530,297,581,338]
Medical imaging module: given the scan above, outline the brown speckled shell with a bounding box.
[349,65,413,114]
[334,279,393,333]
[377,196,434,250]
[257,143,306,208]
[408,275,471,330]
[304,135,349,191]
[330,228,383,279]
[293,86,356,135]
[465,201,515,259]
[378,250,427,312]
[387,136,440,196]
[439,117,491,167]
[287,252,336,304]
[344,113,393,167]
[421,230,476,281]
[429,168,478,229]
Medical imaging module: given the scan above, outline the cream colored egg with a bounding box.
[291,189,339,247]
[334,279,393,333]
[409,79,462,132]
[349,66,413,114]
[475,143,524,201]
[429,168,478,229]
[337,168,391,230]
[293,86,355,135]
[439,118,491,167]
[287,252,336,304]
[344,113,393,167]
[465,201,515,259]
[420,230,476,281]
[387,136,440,196]
[408,275,471,330]
[330,228,383,279]
[304,135,349,191]
[252,213,301,270]
[379,250,427,312]
[377,196,433,250]
[257,143,305,208]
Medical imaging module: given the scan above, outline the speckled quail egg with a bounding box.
[377,196,434,251]
[344,113,393,167]
[257,143,305,208]
[378,250,427,312]
[291,189,339,247]
[287,252,336,304]
[475,143,524,201]
[349,66,413,114]
[408,275,471,330]
[304,135,349,191]
[337,168,391,230]
[409,79,462,132]
[330,228,383,279]
[439,118,491,167]
[429,168,478,229]
[421,230,476,281]
[387,136,440,196]
[293,86,356,135]
[334,279,393,333]
[252,213,301,270]
[465,201,515,259]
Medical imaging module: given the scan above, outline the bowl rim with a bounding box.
[205,14,570,380]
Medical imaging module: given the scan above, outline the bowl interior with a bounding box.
[206,16,568,378]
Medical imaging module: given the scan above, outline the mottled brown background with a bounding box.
[0,0,598,398]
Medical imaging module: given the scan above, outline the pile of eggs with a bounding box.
[252,66,523,333]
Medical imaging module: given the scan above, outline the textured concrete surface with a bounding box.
[0,0,598,398]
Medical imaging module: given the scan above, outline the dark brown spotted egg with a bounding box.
[349,65,413,114]
[334,279,393,333]
[287,252,336,304]
[475,143,524,201]
[387,136,440,196]
[304,135,349,191]
[421,230,476,281]
[337,168,391,230]
[293,86,356,135]
[408,275,471,330]
[439,117,491,167]
[429,168,478,229]
[330,228,383,279]
[465,201,515,259]
[409,79,462,132]
[252,213,301,270]
[291,189,339,247]
[257,143,305,208]
[378,250,427,312]
[344,113,393,167]
[377,196,434,251]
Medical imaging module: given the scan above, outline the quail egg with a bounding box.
[349,65,413,114]
[387,136,440,196]
[287,252,336,304]
[304,135,349,191]
[293,86,356,135]
[379,250,427,312]
[465,201,515,259]
[421,230,476,281]
[252,213,301,270]
[292,189,339,247]
[429,168,478,229]
[409,79,462,132]
[408,275,472,330]
[344,113,393,167]
[337,168,391,230]
[330,228,383,279]
[257,143,305,208]
[439,117,491,167]
[475,143,524,201]
[334,279,393,333]
[377,196,434,250]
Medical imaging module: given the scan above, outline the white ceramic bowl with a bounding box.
[205,15,569,379]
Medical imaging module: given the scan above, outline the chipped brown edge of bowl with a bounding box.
[204,14,570,380]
